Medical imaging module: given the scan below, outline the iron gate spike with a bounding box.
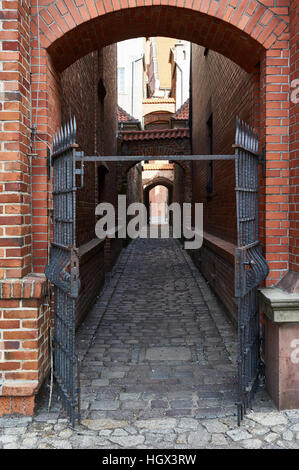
[46,115,269,427]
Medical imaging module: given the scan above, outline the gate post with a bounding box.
[45,118,81,426]
[234,117,269,425]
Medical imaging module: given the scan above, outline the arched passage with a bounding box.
[32,5,287,73]
[0,0,293,420]
[143,177,174,224]
[29,0,289,282]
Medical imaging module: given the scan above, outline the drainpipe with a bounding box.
[189,44,193,154]
[175,61,183,110]
[131,55,143,118]
[151,38,161,97]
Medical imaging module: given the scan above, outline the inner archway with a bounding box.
[0,0,290,430]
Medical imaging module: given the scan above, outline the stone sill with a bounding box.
[78,237,105,258]
[259,287,299,323]
[1,381,39,397]
[0,273,47,300]
[202,231,236,265]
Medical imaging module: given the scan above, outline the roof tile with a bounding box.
[119,128,190,141]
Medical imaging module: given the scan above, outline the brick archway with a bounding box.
[32,4,287,73]
[28,0,290,279]
[26,0,290,281]
[144,177,174,192]
[0,0,294,416]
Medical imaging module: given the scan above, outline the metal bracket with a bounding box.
[47,146,51,179]
[75,151,85,189]
[258,144,266,178]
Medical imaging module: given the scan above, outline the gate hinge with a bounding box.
[258,145,266,178]
[47,147,52,179]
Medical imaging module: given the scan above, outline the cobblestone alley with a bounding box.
[1,237,299,449]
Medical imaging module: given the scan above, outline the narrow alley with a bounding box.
[2,237,297,450]
[76,235,238,421]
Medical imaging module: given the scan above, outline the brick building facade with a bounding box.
[0,0,298,415]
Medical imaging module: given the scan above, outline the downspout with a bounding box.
[151,38,160,97]
[175,61,183,110]
[189,44,193,154]
[131,55,143,117]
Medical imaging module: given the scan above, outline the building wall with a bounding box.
[192,45,259,244]
[0,0,294,416]
[127,164,143,207]
[170,41,191,110]
[117,38,144,122]
[289,0,299,273]
[191,45,260,321]
[121,136,190,158]
[149,185,169,223]
[59,45,119,325]
[120,135,192,207]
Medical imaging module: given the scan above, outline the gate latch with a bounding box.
[258,145,266,178]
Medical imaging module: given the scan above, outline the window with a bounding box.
[98,166,107,203]
[118,67,125,93]
[206,114,214,194]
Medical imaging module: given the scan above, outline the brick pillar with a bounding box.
[0,0,49,417]
[0,275,50,416]
[0,0,32,279]
[260,45,290,286]
[290,0,299,271]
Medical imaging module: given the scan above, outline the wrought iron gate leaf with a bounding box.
[45,117,81,427]
[45,115,269,427]
[234,117,269,425]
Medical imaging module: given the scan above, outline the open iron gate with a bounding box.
[45,116,268,426]
[234,118,269,425]
[45,119,81,427]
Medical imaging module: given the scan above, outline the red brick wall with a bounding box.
[191,45,260,320]
[120,136,192,204]
[76,240,105,327]
[60,51,98,247]
[127,164,143,206]
[121,137,190,158]
[191,45,259,244]
[173,163,185,206]
[0,0,32,280]
[0,0,293,415]
[59,46,119,324]
[289,0,299,272]
[0,276,50,416]
[60,46,118,247]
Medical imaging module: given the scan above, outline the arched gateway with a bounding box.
[0,0,297,427]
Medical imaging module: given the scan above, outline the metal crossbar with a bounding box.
[234,117,269,425]
[46,115,269,427]
[76,154,236,162]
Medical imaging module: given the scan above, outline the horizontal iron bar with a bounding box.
[235,187,258,192]
[53,188,77,195]
[54,218,73,223]
[237,240,260,250]
[239,217,256,222]
[52,242,73,251]
[76,154,236,162]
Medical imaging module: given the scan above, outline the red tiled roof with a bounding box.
[119,128,190,141]
[117,105,138,122]
[172,99,189,120]
[143,163,174,170]
[142,98,176,104]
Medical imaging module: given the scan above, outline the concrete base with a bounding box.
[259,287,299,410]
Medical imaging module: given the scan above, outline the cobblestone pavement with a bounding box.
[1,237,299,449]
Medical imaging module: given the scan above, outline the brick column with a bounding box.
[0,0,32,279]
[0,0,51,415]
[290,0,299,271]
[261,45,290,286]
[0,275,50,416]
